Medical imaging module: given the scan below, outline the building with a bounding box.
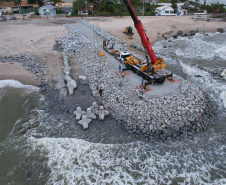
[78,3,94,16]
[21,1,38,10]
[39,4,56,17]
[0,2,19,13]
[155,5,174,16]
[154,3,187,15]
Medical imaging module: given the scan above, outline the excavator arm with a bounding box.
[122,0,158,64]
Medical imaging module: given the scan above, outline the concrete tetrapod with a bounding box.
[86,108,97,119]
[91,102,98,115]
[67,79,77,95]
[98,106,109,121]
[73,107,86,120]
[78,115,92,129]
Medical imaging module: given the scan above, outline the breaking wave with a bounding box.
[180,62,226,109]
[0,80,38,91]
[215,46,226,60]
[30,137,226,184]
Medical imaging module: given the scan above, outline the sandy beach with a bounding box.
[0,16,225,85]
[89,15,226,45]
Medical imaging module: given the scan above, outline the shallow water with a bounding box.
[0,33,226,184]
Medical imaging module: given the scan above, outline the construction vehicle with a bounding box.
[123,26,134,39]
[103,40,120,56]
[121,0,172,84]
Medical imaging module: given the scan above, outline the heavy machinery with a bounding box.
[122,0,172,84]
[103,40,120,56]
[123,26,134,39]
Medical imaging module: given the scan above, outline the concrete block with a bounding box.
[79,76,88,85]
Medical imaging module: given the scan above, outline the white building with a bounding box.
[156,5,174,16]
[39,4,56,18]
[154,3,187,15]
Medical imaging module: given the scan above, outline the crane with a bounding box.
[122,0,172,84]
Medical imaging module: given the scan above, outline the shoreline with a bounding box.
[0,17,225,87]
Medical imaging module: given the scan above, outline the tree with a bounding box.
[130,0,140,7]
[73,0,86,12]
[27,0,36,4]
[106,1,114,13]
[150,3,158,13]
[13,0,22,13]
[203,0,206,6]
[171,0,177,13]
[52,0,61,6]
[27,0,44,6]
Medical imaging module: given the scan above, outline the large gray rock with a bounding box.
[216,28,225,33]
[65,75,72,83]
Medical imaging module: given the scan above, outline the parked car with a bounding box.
[11,16,17,20]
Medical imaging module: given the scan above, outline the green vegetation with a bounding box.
[20,7,37,14]
[72,0,156,16]
[27,0,44,6]
[159,0,170,3]
[171,0,177,13]
[72,0,86,14]
[200,4,226,14]
[56,7,64,14]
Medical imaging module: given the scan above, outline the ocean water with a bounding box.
[0,33,226,184]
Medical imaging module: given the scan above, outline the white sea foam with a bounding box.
[180,62,226,109]
[0,80,38,91]
[221,69,226,79]
[220,91,226,108]
[215,46,226,60]
[175,37,217,59]
[30,137,226,185]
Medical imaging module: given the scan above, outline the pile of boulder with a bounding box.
[0,53,48,79]
[56,21,212,140]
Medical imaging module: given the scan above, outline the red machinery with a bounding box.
[122,0,158,64]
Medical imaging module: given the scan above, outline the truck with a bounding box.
[117,51,170,84]
[102,40,171,84]
[103,40,120,56]
[120,0,172,84]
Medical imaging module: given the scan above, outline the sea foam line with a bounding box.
[29,137,226,185]
[0,80,38,91]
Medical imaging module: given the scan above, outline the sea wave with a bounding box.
[215,46,226,60]
[30,137,226,185]
[0,80,38,91]
[180,62,226,109]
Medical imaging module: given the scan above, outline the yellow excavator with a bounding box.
[123,26,134,39]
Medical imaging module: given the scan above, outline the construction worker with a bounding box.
[139,92,143,99]
[30,38,33,42]
[99,88,103,97]
[141,78,144,86]
[119,81,122,87]
[116,96,119,103]
[121,71,125,78]
[119,65,121,72]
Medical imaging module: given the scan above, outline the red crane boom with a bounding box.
[122,0,158,64]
